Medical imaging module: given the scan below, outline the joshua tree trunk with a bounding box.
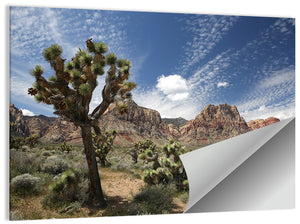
[81,124,106,208]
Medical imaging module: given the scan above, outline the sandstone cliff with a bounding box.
[98,100,179,146]
[9,103,29,137]
[179,104,249,145]
[247,117,280,130]
[10,101,281,148]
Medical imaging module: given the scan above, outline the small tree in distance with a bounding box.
[28,38,136,208]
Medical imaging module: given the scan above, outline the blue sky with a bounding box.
[9,6,295,121]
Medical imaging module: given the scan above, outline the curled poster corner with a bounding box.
[180,118,295,213]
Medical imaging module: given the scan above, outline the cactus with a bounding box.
[28,39,136,208]
[137,139,188,190]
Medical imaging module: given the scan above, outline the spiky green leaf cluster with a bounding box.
[78,83,91,96]
[106,53,117,65]
[78,51,93,66]
[117,58,132,68]
[48,75,57,82]
[117,102,129,115]
[65,61,74,71]
[123,81,137,91]
[30,65,44,77]
[92,63,105,75]
[95,42,108,54]
[43,44,63,61]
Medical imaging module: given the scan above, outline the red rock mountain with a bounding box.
[97,100,180,146]
[247,117,280,130]
[9,103,29,137]
[179,104,249,145]
[9,101,280,147]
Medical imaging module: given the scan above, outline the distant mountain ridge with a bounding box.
[9,101,280,147]
[162,117,188,129]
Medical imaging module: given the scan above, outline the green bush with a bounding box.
[10,150,42,179]
[42,155,70,174]
[133,184,175,214]
[42,168,89,209]
[10,137,25,149]
[11,173,41,196]
[104,184,175,216]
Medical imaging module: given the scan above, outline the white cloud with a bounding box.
[156,74,189,101]
[217,81,229,88]
[21,109,35,116]
[133,87,197,120]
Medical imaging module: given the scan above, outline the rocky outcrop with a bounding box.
[10,101,280,148]
[179,104,249,145]
[9,103,29,137]
[25,117,53,137]
[40,118,81,143]
[247,117,280,130]
[162,117,188,129]
[98,100,178,146]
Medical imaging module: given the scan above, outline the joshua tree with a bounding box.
[139,139,188,190]
[129,139,156,164]
[92,129,117,167]
[28,38,136,208]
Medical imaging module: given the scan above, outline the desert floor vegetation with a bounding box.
[9,141,188,220]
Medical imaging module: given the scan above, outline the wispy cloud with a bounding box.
[176,15,238,74]
[236,66,295,121]
[240,102,295,122]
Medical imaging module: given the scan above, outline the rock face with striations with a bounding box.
[38,100,179,146]
[24,115,56,137]
[98,100,179,146]
[179,104,249,145]
[10,101,281,148]
[40,118,81,143]
[247,117,280,130]
[9,103,29,137]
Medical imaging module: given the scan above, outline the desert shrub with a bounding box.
[103,184,175,216]
[9,211,23,220]
[41,151,52,157]
[11,173,41,196]
[133,184,175,214]
[25,135,39,148]
[10,137,25,149]
[59,201,82,214]
[42,155,70,174]
[42,168,89,209]
[110,163,132,172]
[179,191,189,203]
[10,150,42,178]
[21,145,30,152]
